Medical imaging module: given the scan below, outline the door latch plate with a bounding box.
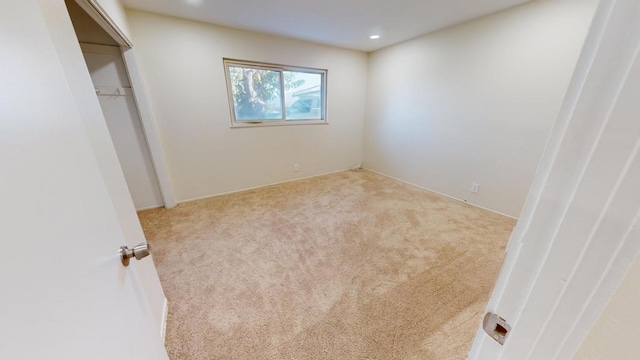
[483,312,511,345]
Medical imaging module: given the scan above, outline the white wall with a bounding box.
[363,0,598,218]
[126,10,368,202]
[574,256,640,360]
[51,0,167,333]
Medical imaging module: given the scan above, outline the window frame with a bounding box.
[223,58,328,128]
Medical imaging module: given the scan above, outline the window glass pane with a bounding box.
[228,66,283,120]
[284,71,323,120]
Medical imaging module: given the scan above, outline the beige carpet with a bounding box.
[138,170,515,359]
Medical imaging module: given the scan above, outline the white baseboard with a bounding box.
[161,297,168,343]
[178,169,351,204]
[136,204,164,212]
[364,168,518,220]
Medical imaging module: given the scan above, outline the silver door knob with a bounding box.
[119,242,151,266]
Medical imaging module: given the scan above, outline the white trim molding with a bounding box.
[365,168,518,220]
[77,34,176,209]
[79,42,121,55]
[74,0,132,48]
[122,48,177,208]
[161,297,169,343]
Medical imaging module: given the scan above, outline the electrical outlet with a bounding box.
[294,163,299,172]
[471,182,480,194]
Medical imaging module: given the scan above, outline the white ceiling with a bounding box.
[121,0,532,52]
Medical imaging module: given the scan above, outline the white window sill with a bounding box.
[230,120,328,128]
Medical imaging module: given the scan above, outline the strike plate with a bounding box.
[483,312,511,345]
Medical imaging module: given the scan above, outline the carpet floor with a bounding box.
[138,170,515,359]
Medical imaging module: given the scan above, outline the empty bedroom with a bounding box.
[117,0,597,357]
[70,0,596,358]
[11,0,640,359]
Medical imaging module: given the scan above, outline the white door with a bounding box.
[0,1,168,359]
[469,0,640,358]
[82,45,164,210]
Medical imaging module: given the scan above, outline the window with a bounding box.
[223,59,327,127]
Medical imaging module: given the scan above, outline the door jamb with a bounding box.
[74,0,176,208]
[74,0,132,48]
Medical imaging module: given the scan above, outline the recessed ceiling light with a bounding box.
[370,35,380,40]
